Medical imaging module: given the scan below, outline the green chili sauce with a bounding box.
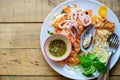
[48,39,67,57]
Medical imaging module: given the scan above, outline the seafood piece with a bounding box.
[80,24,95,52]
[94,16,114,32]
[83,33,93,49]
[52,14,68,29]
[104,20,114,32]
[64,51,79,65]
[78,10,92,27]
[73,42,80,53]
[58,20,80,43]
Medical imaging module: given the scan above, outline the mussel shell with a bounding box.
[80,24,95,52]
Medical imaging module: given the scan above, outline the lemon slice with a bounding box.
[96,50,109,63]
[100,51,109,63]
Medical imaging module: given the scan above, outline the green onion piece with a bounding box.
[61,10,64,14]
[47,30,54,35]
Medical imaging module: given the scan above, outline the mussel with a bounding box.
[80,24,95,52]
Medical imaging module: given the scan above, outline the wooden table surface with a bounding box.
[0,0,120,80]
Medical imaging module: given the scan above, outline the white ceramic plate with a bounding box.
[40,0,120,79]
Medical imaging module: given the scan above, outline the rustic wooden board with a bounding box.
[0,0,65,22]
[110,76,120,80]
[0,48,119,75]
[0,76,119,80]
[0,24,41,48]
[0,0,119,22]
[0,76,69,80]
[0,49,59,75]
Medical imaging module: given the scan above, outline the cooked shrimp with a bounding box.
[73,42,80,53]
[64,51,79,65]
[73,42,79,48]
[76,19,84,33]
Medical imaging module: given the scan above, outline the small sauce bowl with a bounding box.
[44,34,72,61]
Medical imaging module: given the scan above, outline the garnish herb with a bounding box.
[78,53,106,76]
[47,30,54,35]
[61,10,64,14]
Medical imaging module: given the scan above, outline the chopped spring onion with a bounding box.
[47,30,54,35]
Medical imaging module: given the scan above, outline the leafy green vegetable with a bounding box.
[47,30,54,35]
[78,56,86,63]
[77,53,106,76]
[98,65,106,74]
[83,66,96,76]
[82,58,91,68]
[61,10,64,14]
[78,56,91,68]
[93,57,100,61]
[87,53,96,60]
[92,60,106,73]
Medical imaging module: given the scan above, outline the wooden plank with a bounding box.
[0,0,119,22]
[0,76,69,80]
[0,76,119,80]
[0,23,41,48]
[0,0,65,22]
[110,76,120,80]
[0,49,59,75]
[111,59,120,75]
[0,48,120,75]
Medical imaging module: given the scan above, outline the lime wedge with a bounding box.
[99,51,109,63]
[95,50,108,63]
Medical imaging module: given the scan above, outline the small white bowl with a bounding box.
[44,34,72,61]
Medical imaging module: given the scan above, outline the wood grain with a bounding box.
[0,0,119,22]
[0,0,65,22]
[0,24,41,48]
[0,76,119,80]
[0,76,69,80]
[0,49,59,75]
[0,48,119,75]
[111,59,120,75]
